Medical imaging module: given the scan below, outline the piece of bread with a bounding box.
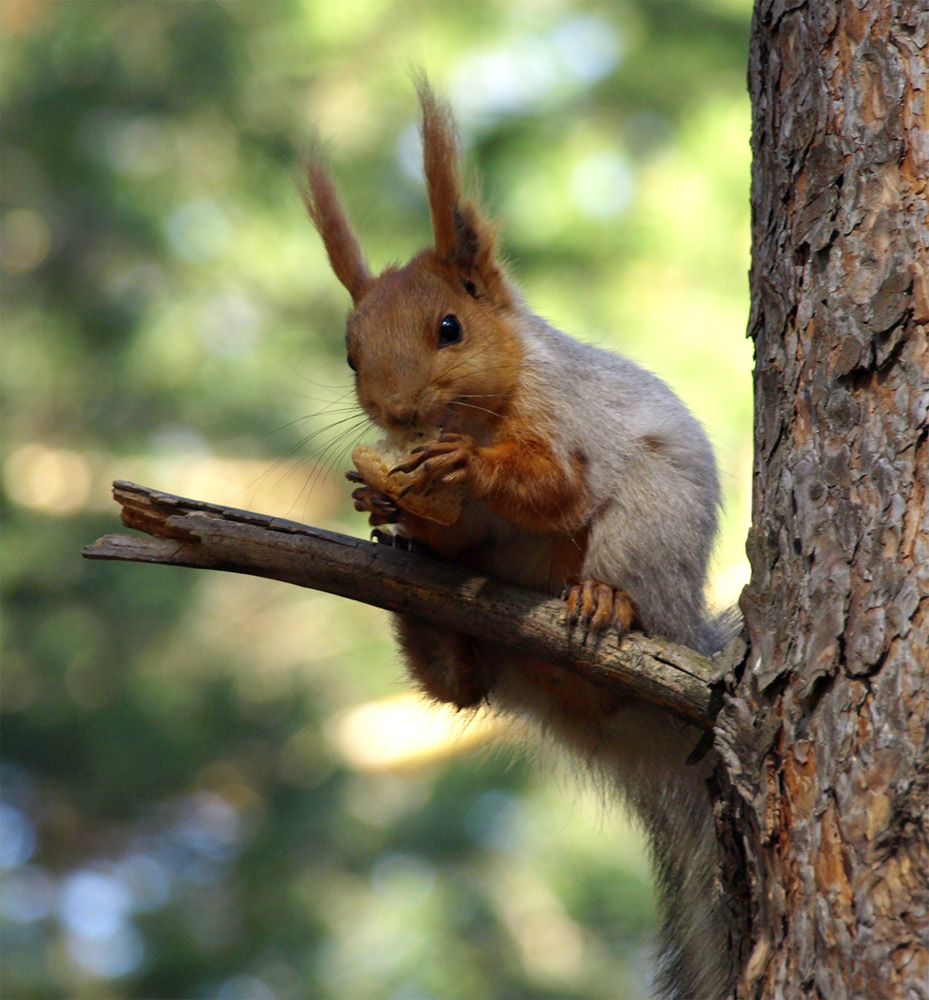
[351,435,463,525]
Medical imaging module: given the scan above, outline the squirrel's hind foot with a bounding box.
[563,580,637,638]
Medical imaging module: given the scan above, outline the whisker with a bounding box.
[448,399,499,418]
[297,418,371,519]
[440,359,516,391]
[247,408,369,512]
[267,406,357,438]
[290,386,358,407]
[285,362,355,395]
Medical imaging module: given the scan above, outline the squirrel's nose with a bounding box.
[382,396,418,428]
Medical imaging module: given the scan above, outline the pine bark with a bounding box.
[716,2,929,998]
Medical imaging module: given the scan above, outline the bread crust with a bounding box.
[351,437,462,525]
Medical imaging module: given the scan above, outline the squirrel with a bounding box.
[304,79,733,1000]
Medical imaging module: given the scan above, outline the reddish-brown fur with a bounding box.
[417,78,461,266]
[456,429,591,532]
[345,253,520,433]
[303,152,371,303]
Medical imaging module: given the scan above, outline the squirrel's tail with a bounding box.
[701,604,743,657]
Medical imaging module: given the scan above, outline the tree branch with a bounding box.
[83,481,727,729]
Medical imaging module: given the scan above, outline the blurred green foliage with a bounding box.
[1,1,753,997]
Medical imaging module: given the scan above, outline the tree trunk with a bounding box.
[716,2,929,998]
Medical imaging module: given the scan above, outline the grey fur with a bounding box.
[514,310,722,655]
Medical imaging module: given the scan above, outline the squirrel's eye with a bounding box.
[438,314,463,348]
[346,353,357,372]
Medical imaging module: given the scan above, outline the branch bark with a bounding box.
[83,481,726,729]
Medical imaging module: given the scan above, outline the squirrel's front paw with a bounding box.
[563,581,638,637]
[346,470,402,525]
[390,432,477,493]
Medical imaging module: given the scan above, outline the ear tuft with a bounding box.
[416,76,510,307]
[451,202,510,306]
[416,75,462,264]
[303,143,372,303]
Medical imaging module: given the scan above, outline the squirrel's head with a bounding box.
[304,78,522,436]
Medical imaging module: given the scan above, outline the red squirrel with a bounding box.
[304,80,732,1000]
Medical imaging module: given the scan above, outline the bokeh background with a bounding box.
[1,2,754,997]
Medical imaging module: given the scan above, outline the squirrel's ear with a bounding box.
[303,148,372,304]
[417,77,510,307]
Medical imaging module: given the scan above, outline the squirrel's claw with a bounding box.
[390,433,476,487]
[351,484,402,525]
[564,580,637,638]
[390,458,421,476]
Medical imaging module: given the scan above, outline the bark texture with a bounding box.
[716,2,929,998]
